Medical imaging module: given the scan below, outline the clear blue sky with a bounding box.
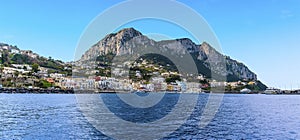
[0,0,299,89]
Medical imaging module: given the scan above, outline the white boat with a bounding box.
[264,88,281,94]
[240,88,251,93]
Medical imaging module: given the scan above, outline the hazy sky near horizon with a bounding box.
[0,0,299,89]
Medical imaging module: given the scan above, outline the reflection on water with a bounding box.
[101,93,179,123]
[0,94,300,139]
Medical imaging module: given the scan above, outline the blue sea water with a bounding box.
[0,93,300,139]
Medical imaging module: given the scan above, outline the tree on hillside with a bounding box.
[0,65,3,78]
[1,51,9,64]
[32,63,39,73]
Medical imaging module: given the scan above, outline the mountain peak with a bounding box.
[176,38,193,42]
[173,38,199,52]
[116,27,142,37]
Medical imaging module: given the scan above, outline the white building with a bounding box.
[50,73,65,78]
[11,49,20,54]
[2,67,30,74]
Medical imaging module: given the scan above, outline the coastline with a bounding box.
[0,87,74,94]
[1,87,300,95]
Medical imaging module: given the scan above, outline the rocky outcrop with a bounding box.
[81,28,143,60]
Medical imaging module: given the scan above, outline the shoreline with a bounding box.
[0,88,74,94]
[1,88,300,95]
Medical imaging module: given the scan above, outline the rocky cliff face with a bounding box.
[198,42,257,80]
[80,28,257,81]
[81,28,143,60]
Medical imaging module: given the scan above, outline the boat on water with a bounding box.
[263,88,281,94]
[240,88,251,94]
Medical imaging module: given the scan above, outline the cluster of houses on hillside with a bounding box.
[59,76,203,93]
[0,44,39,58]
[2,64,299,94]
[0,63,263,94]
[58,75,260,93]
